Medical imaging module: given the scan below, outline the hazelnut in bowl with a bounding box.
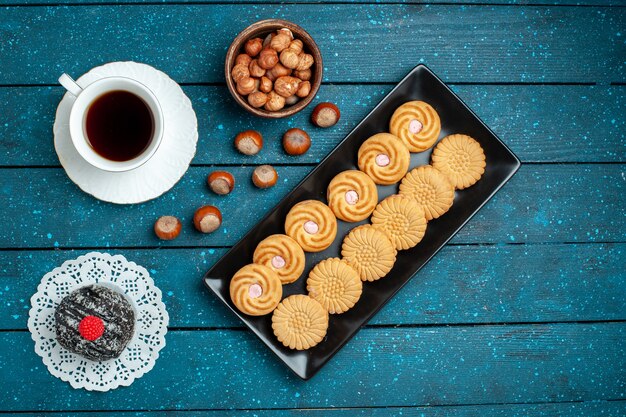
[225,19,323,118]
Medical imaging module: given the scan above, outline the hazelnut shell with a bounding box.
[234,130,263,155]
[311,102,341,128]
[283,128,311,155]
[207,171,235,195]
[193,206,222,234]
[154,216,182,240]
[252,165,278,189]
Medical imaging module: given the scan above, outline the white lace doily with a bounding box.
[28,252,169,391]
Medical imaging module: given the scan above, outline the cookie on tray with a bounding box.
[230,263,282,316]
[399,165,455,221]
[389,100,441,153]
[306,258,363,314]
[371,194,428,251]
[285,200,338,252]
[272,294,329,350]
[341,224,397,282]
[327,170,378,222]
[431,134,486,190]
[357,133,411,185]
[253,234,306,284]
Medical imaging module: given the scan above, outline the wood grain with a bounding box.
[1,85,624,166]
[1,244,624,330]
[1,323,624,410]
[4,0,623,6]
[0,164,623,248]
[11,401,626,416]
[0,5,623,84]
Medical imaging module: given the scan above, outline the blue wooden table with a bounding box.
[1,0,625,415]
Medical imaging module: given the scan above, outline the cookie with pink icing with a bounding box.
[357,133,411,185]
[327,170,378,222]
[230,263,282,316]
[253,234,306,284]
[285,200,337,252]
[389,100,441,152]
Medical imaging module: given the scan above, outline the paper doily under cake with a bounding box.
[28,252,169,391]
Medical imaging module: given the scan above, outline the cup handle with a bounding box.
[58,73,83,96]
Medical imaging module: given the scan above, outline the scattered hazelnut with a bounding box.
[280,49,300,69]
[296,81,311,98]
[244,38,263,57]
[207,171,235,195]
[264,91,286,111]
[258,48,279,69]
[270,32,292,52]
[154,216,182,240]
[234,130,263,155]
[259,76,272,93]
[311,102,341,127]
[236,76,256,96]
[266,63,291,81]
[283,128,311,155]
[274,76,301,98]
[235,53,252,67]
[293,69,311,81]
[231,64,250,83]
[252,165,278,189]
[288,39,303,54]
[296,53,314,71]
[248,59,266,78]
[248,91,268,108]
[193,206,222,234]
[285,95,299,106]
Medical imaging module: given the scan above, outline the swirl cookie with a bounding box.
[327,170,378,222]
[285,200,338,252]
[341,224,397,282]
[230,264,282,316]
[306,258,363,314]
[357,133,411,185]
[431,134,486,190]
[399,165,455,221]
[272,295,329,350]
[389,101,441,152]
[253,234,306,284]
[371,194,428,251]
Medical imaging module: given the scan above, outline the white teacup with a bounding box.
[59,73,164,172]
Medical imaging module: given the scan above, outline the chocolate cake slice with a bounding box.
[55,285,135,361]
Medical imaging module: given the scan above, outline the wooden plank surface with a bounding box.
[1,323,624,410]
[0,0,622,413]
[14,401,626,417]
[1,85,624,166]
[4,0,624,6]
[1,164,624,248]
[1,244,624,330]
[0,5,624,84]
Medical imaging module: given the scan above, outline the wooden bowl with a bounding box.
[225,19,323,119]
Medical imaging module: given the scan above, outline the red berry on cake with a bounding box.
[78,315,105,341]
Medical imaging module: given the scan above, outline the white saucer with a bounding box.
[53,61,198,204]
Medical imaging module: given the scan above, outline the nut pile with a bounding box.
[232,28,315,112]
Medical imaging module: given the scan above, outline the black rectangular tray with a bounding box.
[203,64,521,380]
